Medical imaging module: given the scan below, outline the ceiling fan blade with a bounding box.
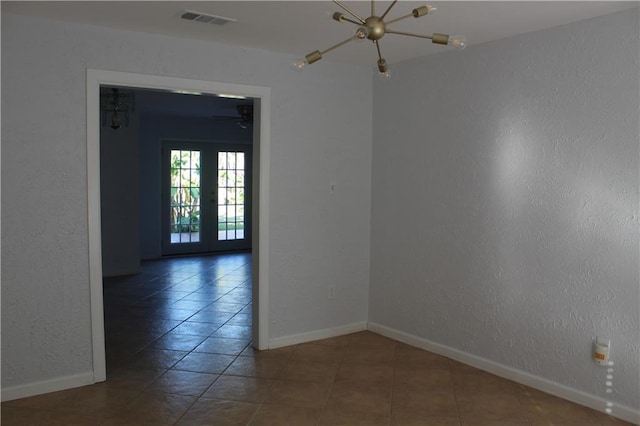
[211,115,239,120]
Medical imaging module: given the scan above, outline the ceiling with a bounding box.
[3,1,637,66]
[7,1,636,120]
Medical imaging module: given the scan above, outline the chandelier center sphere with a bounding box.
[364,16,386,41]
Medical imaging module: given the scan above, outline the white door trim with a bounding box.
[86,69,271,382]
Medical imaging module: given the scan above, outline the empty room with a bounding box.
[2,1,638,425]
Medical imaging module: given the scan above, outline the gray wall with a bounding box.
[370,9,639,409]
[139,113,253,259]
[1,13,372,390]
[100,107,141,276]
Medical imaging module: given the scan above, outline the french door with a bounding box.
[161,141,252,255]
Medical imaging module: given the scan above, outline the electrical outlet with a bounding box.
[594,337,611,366]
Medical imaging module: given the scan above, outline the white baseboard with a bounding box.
[367,322,640,425]
[269,321,368,349]
[1,372,95,402]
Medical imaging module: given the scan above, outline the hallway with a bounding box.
[104,253,253,374]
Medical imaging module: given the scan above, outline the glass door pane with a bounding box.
[217,151,246,241]
[162,141,251,255]
[170,149,201,244]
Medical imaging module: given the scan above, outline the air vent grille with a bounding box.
[180,10,236,26]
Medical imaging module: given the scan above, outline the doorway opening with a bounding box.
[88,69,271,383]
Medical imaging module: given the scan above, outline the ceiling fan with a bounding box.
[212,104,253,129]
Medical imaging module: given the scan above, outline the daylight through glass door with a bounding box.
[170,149,201,244]
[217,151,245,241]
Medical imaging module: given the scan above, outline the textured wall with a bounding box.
[370,10,639,409]
[1,13,372,389]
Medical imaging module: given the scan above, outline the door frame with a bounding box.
[87,69,271,383]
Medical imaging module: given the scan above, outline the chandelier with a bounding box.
[100,87,135,130]
[293,1,467,77]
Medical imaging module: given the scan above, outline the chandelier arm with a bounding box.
[385,29,433,40]
[340,16,364,26]
[333,0,366,24]
[384,12,415,26]
[379,0,398,20]
[320,35,357,56]
[374,40,383,61]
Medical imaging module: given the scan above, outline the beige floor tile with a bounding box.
[393,388,458,414]
[240,345,297,360]
[248,404,323,426]
[395,343,451,368]
[336,360,395,385]
[344,344,397,362]
[319,405,391,426]
[460,421,532,426]
[193,337,251,355]
[148,369,219,396]
[521,391,601,425]
[291,342,346,362]
[279,359,340,382]
[48,385,140,417]
[590,409,638,425]
[263,379,332,408]
[120,348,190,371]
[173,352,236,374]
[224,356,286,378]
[0,407,98,426]
[395,365,455,391]
[453,370,523,398]
[176,398,259,426]
[1,388,73,411]
[100,367,166,391]
[449,359,483,373]
[202,375,275,403]
[457,393,530,425]
[391,407,461,426]
[118,390,196,425]
[327,380,393,414]
[348,330,399,347]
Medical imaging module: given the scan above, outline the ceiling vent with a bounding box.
[180,10,236,25]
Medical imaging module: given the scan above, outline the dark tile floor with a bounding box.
[1,253,635,425]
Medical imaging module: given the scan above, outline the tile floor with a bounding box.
[2,253,634,425]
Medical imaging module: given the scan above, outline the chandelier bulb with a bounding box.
[354,26,369,41]
[378,69,392,80]
[449,34,468,50]
[377,59,391,79]
[412,4,437,18]
[111,114,121,130]
[291,58,307,71]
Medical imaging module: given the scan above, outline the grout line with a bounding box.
[388,342,398,426]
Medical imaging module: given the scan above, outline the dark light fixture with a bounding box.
[100,88,135,130]
[212,104,253,130]
[293,1,467,78]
